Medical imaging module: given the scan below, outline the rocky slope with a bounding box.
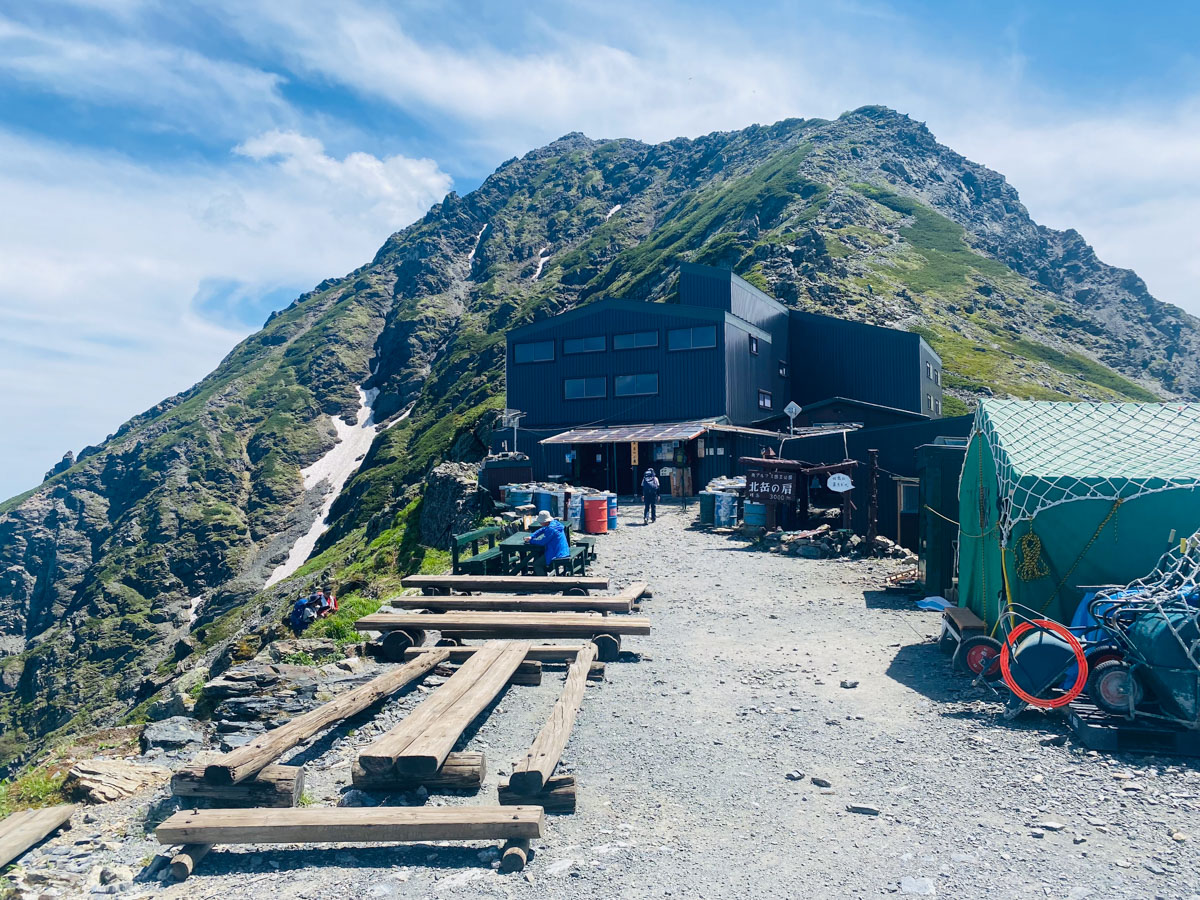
[2,106,1198,769]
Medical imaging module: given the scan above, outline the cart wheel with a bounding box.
[1087,659,1143,717]
[955,635,1003,681]
[422,587,450,596]
[381,629,421,662]
[564,587,589,596]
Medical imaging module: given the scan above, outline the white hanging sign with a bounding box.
[827,473,854,493]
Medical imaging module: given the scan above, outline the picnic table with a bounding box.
[499,532,541,575]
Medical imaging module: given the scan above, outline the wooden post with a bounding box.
[169,843,212,881]
[500,838,530,872]
[509,643,598,794]
[867,449,879,545]
[499,775,576,813]
[351,752,485,791]
[172,764,303,807]
[203,649,449,785]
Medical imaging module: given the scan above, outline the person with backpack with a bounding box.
[640,468,660,524]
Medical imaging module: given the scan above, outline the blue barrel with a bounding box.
[744,502,767,527]
[699,492,716,525]
[507,489,532,508]
[607,493,618,529]
[714,492,738,527]
[533,490,555,516]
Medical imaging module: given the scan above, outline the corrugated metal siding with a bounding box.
[724,321,780,425]
[790,312,927,413]
[917,340,944,417]
[507,304,727,428]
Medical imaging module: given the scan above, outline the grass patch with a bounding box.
[0,767,68,818]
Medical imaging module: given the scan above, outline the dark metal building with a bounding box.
[500,263,946,492]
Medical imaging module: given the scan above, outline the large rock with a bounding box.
[63,759,171,803]
[140,716,206,751]
[419,462,494,550]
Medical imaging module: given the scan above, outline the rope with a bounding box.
[1036,498,1124,614]
[1015,532,1049,581]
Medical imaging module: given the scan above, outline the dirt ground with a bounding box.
[13,500,1200,898]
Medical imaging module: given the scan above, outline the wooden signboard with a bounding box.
[630,443,639,466]
[746,468,797,504]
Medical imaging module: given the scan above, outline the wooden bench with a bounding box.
[451,526,503,576]
[939,606,986,653]
[401,575,609,596]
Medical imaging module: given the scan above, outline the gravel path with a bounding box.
[16,502,1199,898]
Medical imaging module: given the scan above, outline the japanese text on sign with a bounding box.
[745,468,797,503]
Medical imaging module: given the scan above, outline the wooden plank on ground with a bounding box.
[356,642,509,775]
[390,595,632,613]
[400,575,608,594]
[499,775,576,813]
[351,752,484,791]
[203,649,449,785]
[155,806,544,845]
[172,764,303,807]
[395,642,529,777]
[404,644,589,663]
[0,805,76,868]
[356,612,650,637]
[509,643,598,795]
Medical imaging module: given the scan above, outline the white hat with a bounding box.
[535,510,553,525]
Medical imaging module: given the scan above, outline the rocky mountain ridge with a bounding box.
[2,106,1197,769]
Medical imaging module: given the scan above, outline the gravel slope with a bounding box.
[13,501,1200,898]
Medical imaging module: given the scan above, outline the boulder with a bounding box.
[147,691,189,721]
[418,462,494,549]
[140,716,206,751]
[64,759,172,803]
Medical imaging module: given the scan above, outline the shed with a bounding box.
[958,400,1200,627]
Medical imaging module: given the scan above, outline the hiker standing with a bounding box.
[640,468,660,524]
[525,509,569,575]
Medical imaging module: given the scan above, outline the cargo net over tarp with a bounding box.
[973,400,1200,547]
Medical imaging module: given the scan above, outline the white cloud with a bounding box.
[0,129,451,498]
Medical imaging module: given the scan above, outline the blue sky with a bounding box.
[2,0,1199,499]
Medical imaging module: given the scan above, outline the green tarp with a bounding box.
[958,400,1200,627]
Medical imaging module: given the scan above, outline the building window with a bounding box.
[613,330,658,350]
[926,394,933,411]
[564,377,606,400]
[749,335,759,355]
[563,335,605,355]
[900,482,919,514]
[667,325,717,351]
[779,361,789,378]
[758,390,772,410]
[926,361,932,379]
[935,398,941,415]
[614,373,658,396]
[514,340,554,363]
[934,369,941,386]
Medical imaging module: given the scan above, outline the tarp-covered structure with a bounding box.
[958,400,1200,627]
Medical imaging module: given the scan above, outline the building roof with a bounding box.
[505,297,772,342]
[541,421,711,444]
[678,262,790,315]
[794,396,928,422]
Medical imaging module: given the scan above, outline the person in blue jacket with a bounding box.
[525,510,570,575]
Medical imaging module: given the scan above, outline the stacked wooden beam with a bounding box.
[156,807,544,879]
[399,575,609,595]
[0,805,75,869]
[177,650,447,807]
[499,643,597,812]
[390,581,649,613]
[358,641,528,779]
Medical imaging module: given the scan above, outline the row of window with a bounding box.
[514,325,718,363]
[925,361,942,386]
[564,373,660,400]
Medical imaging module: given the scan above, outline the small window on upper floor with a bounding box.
[749,335,759,355]
[564,377,606,400]
[779,361,789,378]
[667,325,717,351]
[758,390,772,410]
[934,369,941,386]
[926,393,933,411]
[613,330,658,350]
[563,335,606,355]
[926,361,933,379]
[935,398,941,415]
[514,340,555,363]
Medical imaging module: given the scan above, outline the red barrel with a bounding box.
[582,497,609,534]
